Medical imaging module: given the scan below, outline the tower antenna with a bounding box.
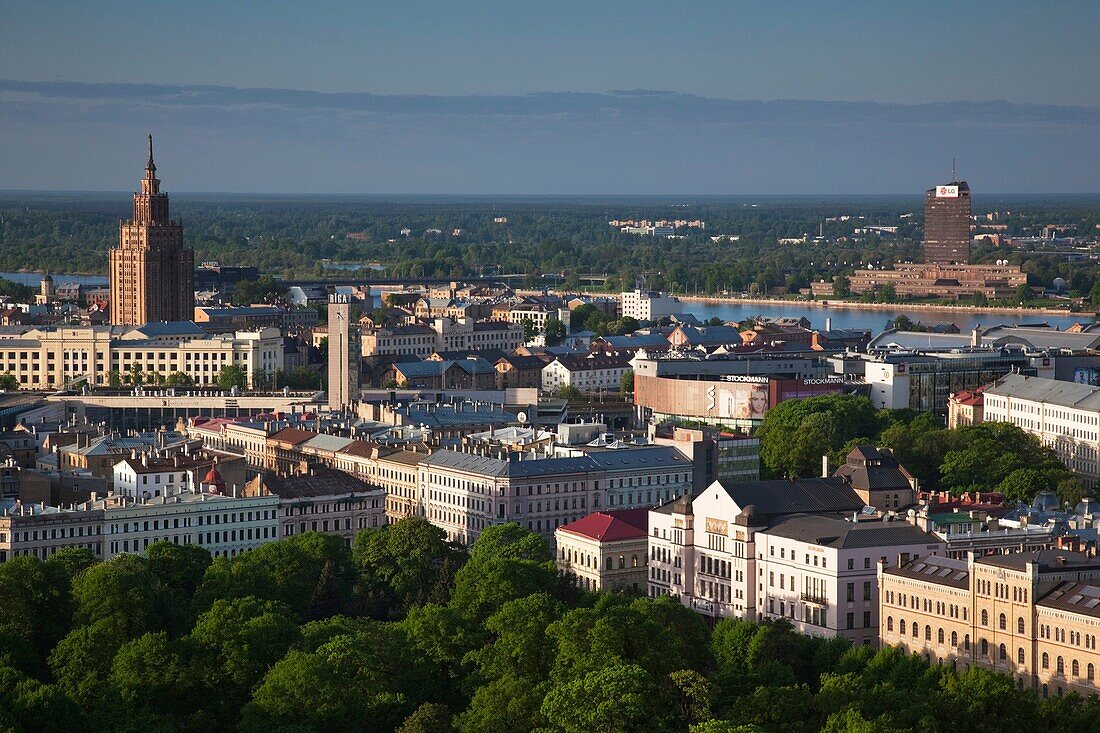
[952,158,956,182]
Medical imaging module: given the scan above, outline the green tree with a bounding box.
[545,317,567,346]
[71,554,155,638]
[620,368,634,394]
[398,702,454,733]
[108,369,122,388]
[556,385,582,400]
[541,663,668,733]
[216,364,248,390]
[521,318,538,341]
[164,371,194,387]
[878,283,897,302]
[231,276,286,306]
[832,275,851,298]
[1015,283,1033,303]
[353,518,466,619]
[0,373,17,390]
[1090,280,1100,308]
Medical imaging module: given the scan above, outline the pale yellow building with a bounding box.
[880,550,1100,698]
[556,509,649,593]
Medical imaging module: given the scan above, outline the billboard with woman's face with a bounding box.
[716,382,770,420]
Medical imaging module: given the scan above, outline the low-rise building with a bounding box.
[756,514,943,646]
[542,354,631,394]
[983,373,1100,486]
[620,290,682,322]
[879,550,1100,697]
[556,508,649,593]
[245,465,386,544]
[949,387,986,428]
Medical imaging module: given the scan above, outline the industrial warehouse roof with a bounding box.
[985,373,1100,411]
[761,514,939,550]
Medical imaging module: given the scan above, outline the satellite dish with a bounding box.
[516,411,528,424]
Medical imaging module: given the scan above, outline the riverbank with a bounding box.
[678,295,1090,320]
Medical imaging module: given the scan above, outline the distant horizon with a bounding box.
[2,80,1099,196]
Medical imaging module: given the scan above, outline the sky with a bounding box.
[1,0,1098,194]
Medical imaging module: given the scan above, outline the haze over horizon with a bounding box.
[2,1,1098,195]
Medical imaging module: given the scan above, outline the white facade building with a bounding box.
[983,373,1100,485]
[541,355,631,394]
[620,290,682,322]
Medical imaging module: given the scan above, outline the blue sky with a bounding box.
[1,1,1098,193]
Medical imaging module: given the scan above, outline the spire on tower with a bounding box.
[146,134,156,176]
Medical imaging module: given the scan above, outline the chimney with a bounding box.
[821,454,830,478]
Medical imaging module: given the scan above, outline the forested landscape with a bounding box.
[2,194,1100,297]
[1,517,1099,733]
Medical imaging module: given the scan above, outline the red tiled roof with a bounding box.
[558,508,649,542]
[952,386,985,406]
[268,427,316,445]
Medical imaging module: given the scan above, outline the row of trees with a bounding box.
[757,395,1082,505]
[0,519,1098,733]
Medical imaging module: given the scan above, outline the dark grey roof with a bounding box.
[762,514,939,550]
[977,549,1100,572]
[1037,582,1100,619]
[586,445,691,471]
[833,448,914,492]
[258,468,383,499]
[884,554,970,589]
[422,449,598,477]
[721,477,864,518]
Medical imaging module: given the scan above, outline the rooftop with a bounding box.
[885,554,970,589]
[558,508,649,542]
[761,514,938,550]
[985,373,1100,411]
[255,468,384,499]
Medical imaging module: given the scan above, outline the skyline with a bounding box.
[2,1,1098,195]
[2,80,1098,196]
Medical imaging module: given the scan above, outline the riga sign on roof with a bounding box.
[936,185,960,198]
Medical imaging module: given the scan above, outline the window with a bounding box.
[1017,617,1025,634]
[981,639,988,656]
[899,619,906,635]
[1018,648,1025,664]
[1088,663,1095,681]
[1057,656,1064,675]
[999,613,1006,631]
[1073,659,1080,677]
[999,644,1007,662]
[964,635,970,651]
[887,616,894,632]
[981,609,988,626]
[938,628,944,644]
[1042,653,1049,670]
[925,625,931,641]
[847,583,854,602]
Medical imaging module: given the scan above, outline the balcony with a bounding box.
[801,592,829,607]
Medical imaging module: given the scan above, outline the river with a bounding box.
[685,300,1093,333]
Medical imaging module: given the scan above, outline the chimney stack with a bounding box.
[821,454,830,478]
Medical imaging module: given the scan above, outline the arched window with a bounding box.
[981,609,988,626]
[999,613,1006,631]
[887,616,894,632]
[981,639,989,657]
[912,622,919,638]
[1018,648,1025,664]
[938,628,945,644]
[899,619,906,635]
[1018,617,1025,634]
[631,554,638,568]
[951,631,958,647]
[964,634,971,651]
[1073,659,1080,677]
[925,625,932,641]
[605,556,613,570]
[618,555,625,569]
[1088,663,1095,681]
[1057,656,1065,675]
[999,643,1007,661]
[1042,652,1049,670]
